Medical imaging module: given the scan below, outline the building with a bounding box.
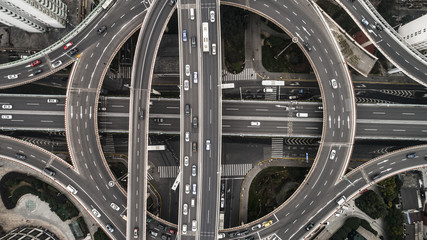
[0,0,67,33]
[398,14,427,55]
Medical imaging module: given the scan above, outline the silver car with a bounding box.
[184,80,189,91]
[185,65,190,76]
[184,156,189,166]
[192,164,197,176]
[183,203,188,215]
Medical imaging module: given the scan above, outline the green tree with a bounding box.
[384,208,404,240]
[378,176,400,206]
[355,190,388,219]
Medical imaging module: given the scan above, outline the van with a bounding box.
[191,198,195,207]
[66,185,78,194]
[192,220,197,231]
[190,8,195,20]
[192,184,197,195]
[191,36,196,48]
[206,140,211,150]
[336,195,346,206]
[296,113,308,118]
[193,72,198,83]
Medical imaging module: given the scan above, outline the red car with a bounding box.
[169,228,177,234]
[30,60,41,67]
[63,42,73,50]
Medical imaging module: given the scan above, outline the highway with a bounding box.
[336,0,427,84]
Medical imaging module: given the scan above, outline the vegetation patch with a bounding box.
[330,217,378,240]
[94,227,111,240]
[247,167,308,222]
[355,190,388,219]
[221,6,246,74]
[0,172,79,221]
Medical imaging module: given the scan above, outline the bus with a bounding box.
[202,22,209,52]
[102,0,115,10]
[262,80,285,86]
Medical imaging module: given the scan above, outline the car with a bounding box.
[192,142,197,152]
[67,48,78,56]
[183,203,188,215]
[149,230,158,237]
[31,60,41,67]
[153,118,164,123]
[47,98,59,103]
[191,36,197,48]
[184,156,189,166]
[133,227,139,238]
[192,164,197,176]
[161,234,171,240]
[303,42,312,51]
[7,74,18,79]
[407,153,417,158]
[146,215,152,223]
[106,224,114,233]
[185,104,191,114]
[375,22,383,31]
[92,208,101,218]
[185,184,190,194]
[330,78,338,89]
[192,116,198,129]
[63,42,73,50]
[182,30,188,42]
[185,64,190,76]
[184,79,189,91]
[305,221,314,231]
[245,236,255,240]
[239,230,249,236]
[139,110,144,119]
[52,60,62,68]
[191,198,195,207]
[212,43,217,55]
[15,153,27,161]
[220,197,224,208]
[110,202,120,211]
[206,140,211,151]
[371,173,380,181]
[251,224,262,231]
[329,149,336,160]
[168,0,175,6]
[193,72,198,83]
[210,10,215,22]
[361,18,369,26]
[250,121,260,126]
[185,132,190,142]
[192,220,197,231]
[289,95,298,99]
[229,232,238,237]
[1,115,12,120]
[335,209,344,217]
[169,228,177,234]
[32,69,43,76]
[182,224,187,234]
[190,8,195,20]
[44,168,55,176]
[192,183,197,195]
[2,104,12,109]
[263,220,273,227]
[97,25,107,35]
[66,185,78,194]
[157,224,165,230]
[218,233,225,239]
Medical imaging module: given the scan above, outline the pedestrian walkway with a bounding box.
[264,87,277,100]
[221,164,253,177]
[271,138,283,158]
[222,68,257,82]
[158,166,179,178]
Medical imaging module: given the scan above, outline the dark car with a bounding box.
[168,0,175,6]
[375,22,383,31]
[44,168,56,176]
[228,232,238,237]
[161,234,171,240]
[185,104,191,114]
[67,48,78,56]
[192,116,198,129]
[97,25,107,35]
[192,142,197,152]
[154,118,164,123]
[303,42,312,51]
[15,153,27,160]
[407,153,417,158]
[371,173,380,181]
[139,110,145,119]
[157,224,165,230]
[239,230,249,236]
[305,221,314,231]
[245,236,255,240]
[33,69,43,75]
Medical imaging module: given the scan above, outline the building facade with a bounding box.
[0,0,67,33]
[398,14,427,55]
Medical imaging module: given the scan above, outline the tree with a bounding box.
[355,190,388,219]
[378,176,399,206]
[384,208,404,240]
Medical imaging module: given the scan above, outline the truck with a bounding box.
[296,112,308,118]
[336,196,346,206]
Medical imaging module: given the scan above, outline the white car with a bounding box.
[184,156,189,166]
[110,202,120,211]
[206,140,211,151]
[92,208,101,218]
[185,184,190,194]
[1,115,12,120]
[192,220,197,231]
[210,10,215,22]
[250,121,260,126]
[212,43,217,55]
[2,104,12,109]
[7,74,18,79]
[193,72,198,83]
[184,79,189,91]
[330,79,338,89]
[182,224,187,234]
[185,64,190,76]
[183,203,188,215]
[185,132,190,142]
[52,60,62,68]
[47,98,59,103]
[329,149,336,160]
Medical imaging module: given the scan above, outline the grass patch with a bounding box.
[247,167,308,222]
[221,6,246,73]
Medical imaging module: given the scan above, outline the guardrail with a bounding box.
[361,0,427,63]
[0,0,109,69]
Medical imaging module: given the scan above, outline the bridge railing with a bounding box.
[0,0,108,69]
[360,0,427,63]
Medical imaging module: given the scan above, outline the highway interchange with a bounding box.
[0,0,426,239]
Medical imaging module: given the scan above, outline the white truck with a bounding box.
[336,196,346,206]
